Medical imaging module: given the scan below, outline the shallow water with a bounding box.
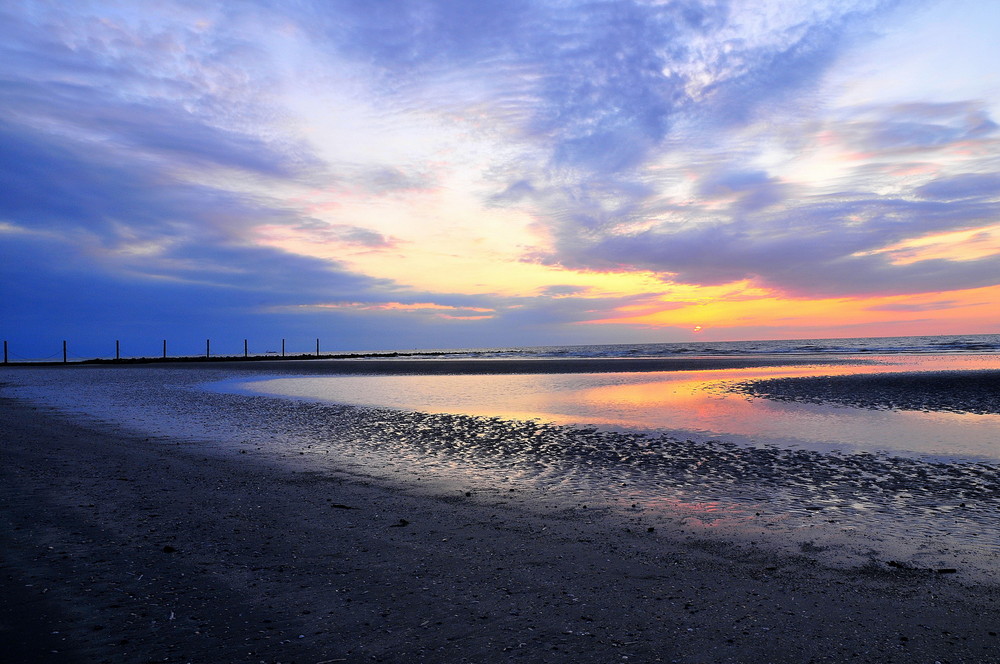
[217,354,1000,461]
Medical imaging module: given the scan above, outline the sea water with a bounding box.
[347,332,1000,359]
[218,349,1000,462]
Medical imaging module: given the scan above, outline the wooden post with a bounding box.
[63,340,67,363]
[316,338,320,357]
[116,339,120,361]
[281,338,285,357]
[3,340,7,365]
[163,339,167,359]
[244,339,248,358]
[206,339,211,358]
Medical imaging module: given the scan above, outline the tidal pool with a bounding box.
[215,354,1000,461]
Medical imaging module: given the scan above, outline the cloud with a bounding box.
[866,300,966,312]
[359,0,981,302]
[536,186,1000,297]
[356,167,436,194]
[697,169,790,212]
[0,80,308,177]
[284,0,898,171]
[274,301,495,319]
[529,96,1000,299]
[837,102,999,155]
[0,107,401,330]
[916,173,1000,200]
[0,4,309,173]
[537,285,593,298]
[288,220,399,249]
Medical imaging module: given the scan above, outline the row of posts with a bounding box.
[2,339,324,365]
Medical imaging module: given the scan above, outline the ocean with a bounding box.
[356,332,1000,359]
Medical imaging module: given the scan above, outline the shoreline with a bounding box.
[2,395,999,662]
[5,354,861,374]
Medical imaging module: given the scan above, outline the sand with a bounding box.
[3,371,1000,663]
[733,369,1000,415]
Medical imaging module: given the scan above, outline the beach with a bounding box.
[2,358,999,662]
[731,369,1000,415]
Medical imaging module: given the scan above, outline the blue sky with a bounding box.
[2,0,999,358]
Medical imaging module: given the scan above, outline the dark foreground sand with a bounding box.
[2,393,999,663]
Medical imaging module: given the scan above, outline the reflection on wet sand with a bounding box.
[232,354,1000,460]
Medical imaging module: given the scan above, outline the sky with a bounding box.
[2,0,999,358]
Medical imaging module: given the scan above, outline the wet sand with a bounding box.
[3,358,1000,663]
[734,369,1000,415]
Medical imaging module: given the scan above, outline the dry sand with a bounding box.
[2,385,999,663]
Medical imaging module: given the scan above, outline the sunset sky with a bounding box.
[2,0,999,358]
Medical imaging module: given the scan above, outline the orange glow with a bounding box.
[250,172,999,341]
[257,211,676,299]
[585,283,1000,338]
